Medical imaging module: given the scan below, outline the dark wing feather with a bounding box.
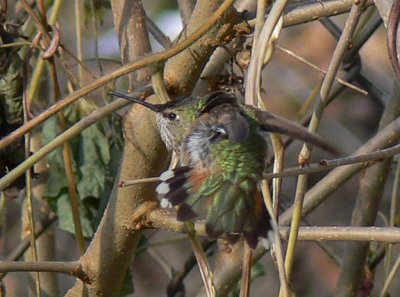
[200,91,238,114]
[205,178,271,248]
[218,112,250,143]
[156,166,212,220]
[245,105,338,155]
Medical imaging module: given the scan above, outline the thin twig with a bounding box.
[238,0,375,29]
[385,157,400,276]
[62,136,86,254]
[379,252,400,297]
[0,213,58,281]
[264,144,400,179]
[282,226,400,242]
[26,0,62,104]
[119,176,161,187]
[281,0,374,27]
[22,43,41,297]
[239,242,252,297]
[148,209,400,242]
[90,0,103,75]
[247,9,287,295]
[0,41,37,48]
[184,222,216,297]
[245,0,288,105]
[0,91,147,191]
[119,143,400,187]
[280,117,400,226]
[0,261,86,280]
[320,0,368,101]
[284,0,368,287]
[5,213,58,262]
[146,16,173,49]
[167,240,214,297]
[261,181,290,297]
[276,45,368,96]
[35,0,87,255]
[75,0,84,84]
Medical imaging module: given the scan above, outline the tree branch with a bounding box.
[0,261,87,281]
[148,208,400,243]
[335,77,400,297]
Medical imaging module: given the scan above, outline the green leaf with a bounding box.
[0,51,23,126]
[42,106,121,238]
[76,120,110,198]
[57,192,94,237]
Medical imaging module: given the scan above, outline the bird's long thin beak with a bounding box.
[108,91,165,112]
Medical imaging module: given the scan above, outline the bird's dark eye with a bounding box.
[167,112,177,120]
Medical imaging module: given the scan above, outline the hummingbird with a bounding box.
[109,90,337,248]
[109,91,204,154]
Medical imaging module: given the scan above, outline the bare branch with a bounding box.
[335,76,400,297]
[280,117,400,226]
[0,261,87,281]
[111,0,152,90]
